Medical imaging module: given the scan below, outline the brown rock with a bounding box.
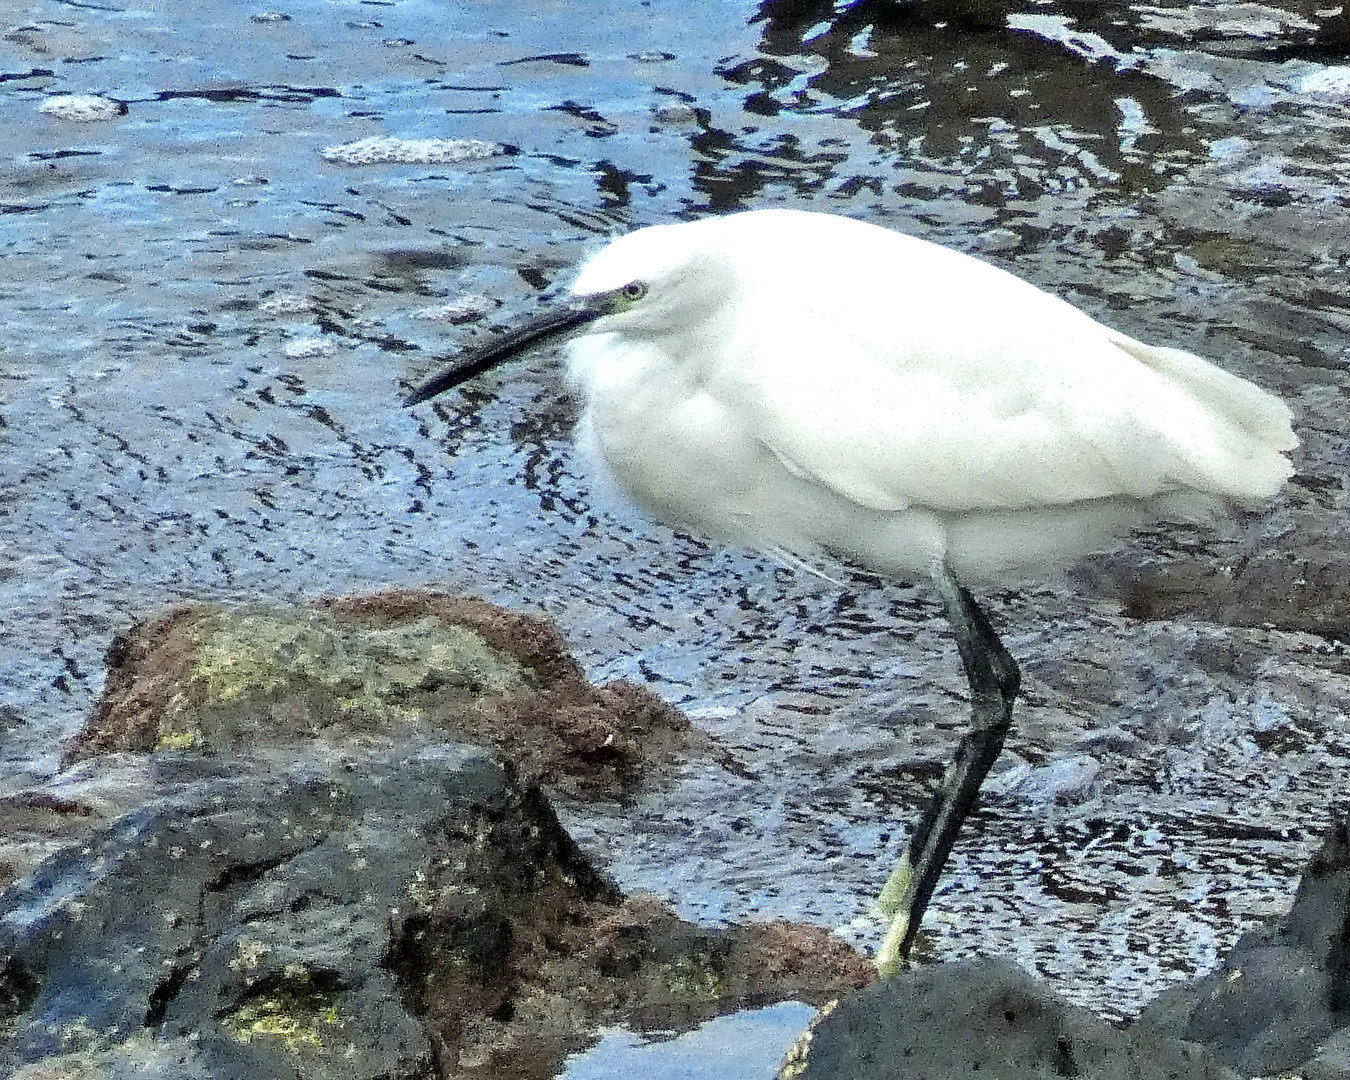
[65,591,700,799]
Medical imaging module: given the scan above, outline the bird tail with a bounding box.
[1108,332,1297,508]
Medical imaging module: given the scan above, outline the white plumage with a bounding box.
[564,208,1295,582]
[408,207,1297,973]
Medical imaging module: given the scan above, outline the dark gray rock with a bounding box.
[786,815,1350,1080]
[782,958,1238,1080]
[0,737,873,1080]
[1136,814,1350,1077]
[0,743,602,1079]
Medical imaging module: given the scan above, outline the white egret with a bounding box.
[406,208,1297,976]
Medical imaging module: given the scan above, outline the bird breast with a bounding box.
[566,331,782,541]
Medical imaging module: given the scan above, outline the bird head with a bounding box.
[404,219,733,406]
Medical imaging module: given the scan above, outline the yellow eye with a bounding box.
[621,281,648,301]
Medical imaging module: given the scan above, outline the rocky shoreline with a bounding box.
[2,594,1347,1079]
[0,594,870,1079]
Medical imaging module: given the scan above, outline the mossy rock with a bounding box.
[65,591,696,799]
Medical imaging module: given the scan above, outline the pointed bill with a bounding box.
[404,300,610,406]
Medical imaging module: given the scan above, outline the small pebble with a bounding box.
[284,336,337,359]
[653,103,697,124]
[320,136,504,166]
[261,294,314,316]
[39,95,127,122]
[411,295,494,323]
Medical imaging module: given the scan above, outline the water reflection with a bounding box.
[743,0,1205,220]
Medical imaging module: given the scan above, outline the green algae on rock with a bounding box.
[64,592,696,799]
[162,608,532,742]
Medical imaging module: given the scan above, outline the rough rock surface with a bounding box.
[0,596,872,1080]
[781,958,1238,1080]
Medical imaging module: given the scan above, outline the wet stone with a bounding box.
[36,94,126,122]
[64,592,698,803]
[319,137,506,166]
[0,596,870,1080]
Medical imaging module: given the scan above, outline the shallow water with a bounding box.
[558,1001,816,1080]
[2,0,1350,1024]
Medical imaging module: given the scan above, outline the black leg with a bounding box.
[875,560,1021,975]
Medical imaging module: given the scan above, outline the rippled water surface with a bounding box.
[3,0,1350,1022]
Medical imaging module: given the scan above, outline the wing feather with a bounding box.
[698,223,1293,515]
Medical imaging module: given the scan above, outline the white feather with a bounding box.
[565,208,1296,582]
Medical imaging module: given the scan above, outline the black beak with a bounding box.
[404,300,610,407]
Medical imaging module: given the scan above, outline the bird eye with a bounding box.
[621,281,648,301]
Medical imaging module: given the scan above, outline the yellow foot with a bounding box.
[874,850,916,978]
[874,909,911,978]
[876,850,914,919]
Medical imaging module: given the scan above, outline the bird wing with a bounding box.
[713,284,1292,516]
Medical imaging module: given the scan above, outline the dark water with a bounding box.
[3,0,1350,1034]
